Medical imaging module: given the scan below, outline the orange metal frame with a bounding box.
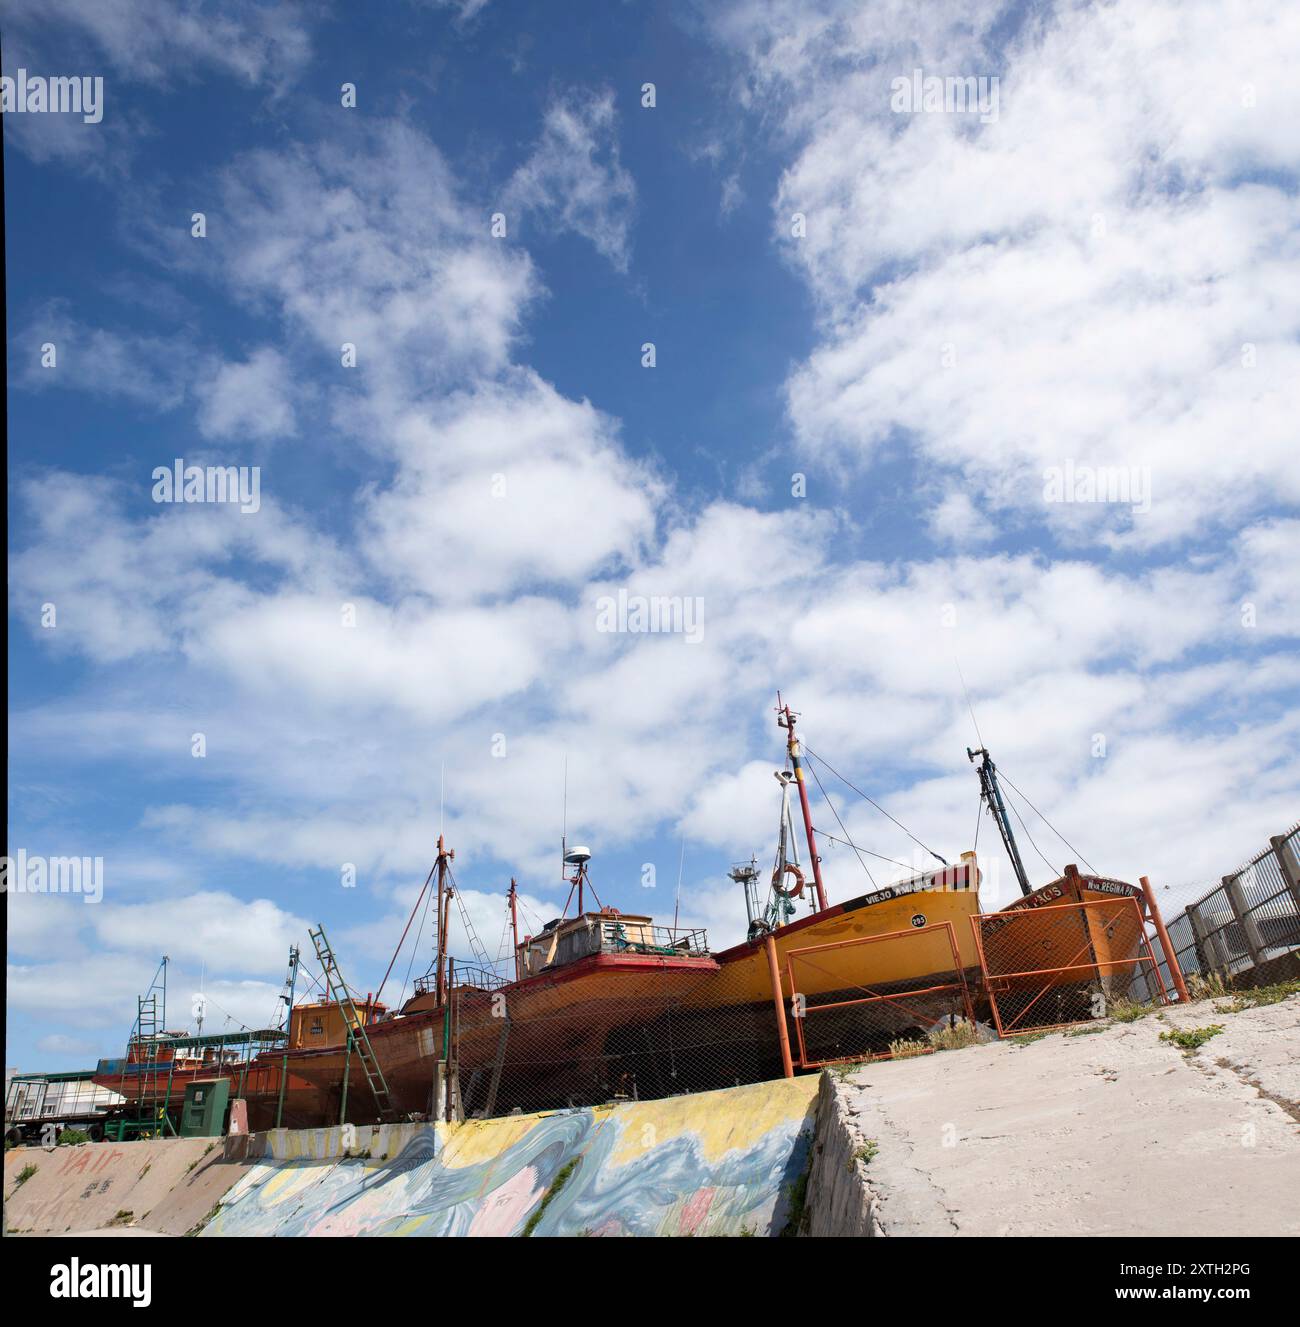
[784,922,974,1069]
[970,896,1172,1037]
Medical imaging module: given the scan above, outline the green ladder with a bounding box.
[308,924,396,1120]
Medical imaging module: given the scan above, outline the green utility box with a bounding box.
[179,1078,230,1137]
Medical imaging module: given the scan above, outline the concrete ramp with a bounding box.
[3,1135,258,1236]
[202,1076,819,1237]
[805,993,1300,1236]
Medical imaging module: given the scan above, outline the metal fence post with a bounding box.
[1271,834,1300,913]
[1186,901,1227,981]
[765,933,794,1079]
[1223,872,1264,969]
[1140,876,1189,1003]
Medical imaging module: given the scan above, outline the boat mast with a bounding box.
[434,834,455,1005]
[507,878,520,979]
[967,747,1032,897]
[278,945,300,1037]
[776,696,829,912]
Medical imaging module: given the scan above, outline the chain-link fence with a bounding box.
[365,829,1300,1124]
[435,919,983,1119]
[441,958,783,1120]
[786,924,975,1066]
[972,894,1169,1035]
[1130,824,1300,1001]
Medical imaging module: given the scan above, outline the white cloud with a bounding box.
[211,123,537,402]
[8,53,1299,1074]
[716,0,1300,546]
[505,88,637,271]
[16,306,195,408]
[359,372,663,601]
[196,347,297,440]
[4,0,313,91]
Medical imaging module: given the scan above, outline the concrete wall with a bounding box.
[201,1076,819,1237]
[804,1072,883,1237]
[4,1134,259,1235]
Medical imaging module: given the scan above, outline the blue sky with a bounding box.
[5,0,1299,1071]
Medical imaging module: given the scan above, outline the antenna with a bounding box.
[673,836,685,931]
[560,754,569,881]
[952,649,984,750]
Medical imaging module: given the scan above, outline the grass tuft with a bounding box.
[1187,971,1230,1000]
[1159,1024,1225,1050]
[521,1157,579,1237]
[1214,980,1300,1014]
[887,1037,929,1059]
[850,1139,879,1170]
[927,1018,980,1051]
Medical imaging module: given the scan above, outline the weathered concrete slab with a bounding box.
[4,1134,260,1236]
[807,994,1300,1236]
[1163,993,1300,1111]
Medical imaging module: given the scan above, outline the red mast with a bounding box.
[507,877,520,979]
[776,696,829,912]
[433,834,455,1005]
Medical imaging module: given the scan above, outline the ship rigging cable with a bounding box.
[950,655,1099,877]
[376,861,438,1005]
[802,744,948,865]
[997,770,1100,875]
[397,868,438,1009]
[447,865,494,972]
[805,758,877,887]
[812,830,917,873]
[1002,783,1059,879]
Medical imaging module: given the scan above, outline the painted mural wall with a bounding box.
[202,1076,819,1237]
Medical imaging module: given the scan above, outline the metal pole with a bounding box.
[434,837,447,1007]
[765,934,794,1079]
[1140,876,1190,1004]
[275,1053,288,1129]
[508,879,520,979]
[780,702,829,912]
[340,1033,352,1125]
[237,1031,251,1101]
[161,1056,176,1137]
[444,958,456,1123]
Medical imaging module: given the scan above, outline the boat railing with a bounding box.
[413,963,511,996]
[599,923,710,958]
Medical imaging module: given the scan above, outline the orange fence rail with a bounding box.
[785,922,974,1068]
[970,895,1172,1037]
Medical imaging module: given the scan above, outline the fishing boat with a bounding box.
[964,746,1159,1032]
[90,951,341,1133]
[95,699,1157,1130]
[267,845,721,1123]
[265,698,991,1123]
